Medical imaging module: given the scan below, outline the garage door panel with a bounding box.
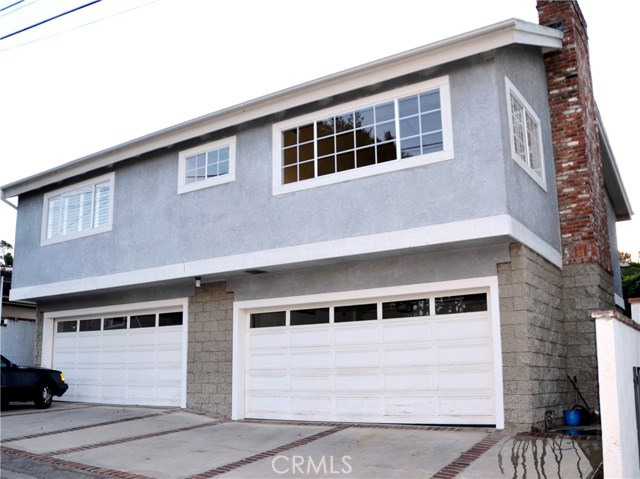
[245,289,495,425]
[249,395,290,412]
[334,349,379,368]
[250,374,288,390]
[435,318,490,340]
[290,329,330,347]
[292,396,332,413]
[438,396,493,416]
[382,322,430,342]
[437,344,491,364]
[384,372,433,390]
[335,397,380,415]
[290,351,331,369]
[383,347,432,366]
[334,327,378,345]
[157,329,182,345]
[335,374,380,390]
[385,396,435,416]
[250,332,288,349]
[249,353,288,369]
[438,371,492,389]
[53,308,184,407]
[291,375,331,391]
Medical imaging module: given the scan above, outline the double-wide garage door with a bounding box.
[245,291,495,425]
[53,308,184,406]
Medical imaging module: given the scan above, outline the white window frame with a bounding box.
[272,76,454,195]
[177,137,236,194]
[505,77,547,191]
[41,172,115,246]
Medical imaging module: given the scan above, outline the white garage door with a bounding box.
[53,308,184,406]
[245,291,495,425]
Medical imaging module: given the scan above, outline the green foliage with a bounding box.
[0,240,12,267]
[623,263,640,299]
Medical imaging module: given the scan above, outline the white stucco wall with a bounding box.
[631,300,640,323]
[594,310,640,479]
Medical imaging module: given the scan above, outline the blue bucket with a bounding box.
[564,409,581,426]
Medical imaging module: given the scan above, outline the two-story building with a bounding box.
[1,0,632,429]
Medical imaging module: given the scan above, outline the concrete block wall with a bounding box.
[499,243,565,429]
[562,263,614,411]
[186,281,234,417]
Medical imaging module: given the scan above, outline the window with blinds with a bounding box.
[42,173,114,245]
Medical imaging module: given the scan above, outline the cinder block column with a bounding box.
[499,243,565,430]
[186,281,234,417]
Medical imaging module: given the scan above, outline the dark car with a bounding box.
[0,355,68,409]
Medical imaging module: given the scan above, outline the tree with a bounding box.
[0,240,13,267]
[621,251,640,316]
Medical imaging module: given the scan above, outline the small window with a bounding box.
[506,78,546,189]
[79,318,101,331]
[250,312,286,328]
[57,321,77,333]
[104,317,127,330]
[290,308,330,326]
[130,314,156,328]
[334,304,377,323]
[42,173,114,245]
[435,293,487,315]
[382,299,429,319]
[178,137,236,194]
[159,311,183,326]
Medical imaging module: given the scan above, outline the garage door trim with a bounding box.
[42,297,189,408]
[232,276,504,428]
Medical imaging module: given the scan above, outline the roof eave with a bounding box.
[597,109,634,221]
[1,18,563,199]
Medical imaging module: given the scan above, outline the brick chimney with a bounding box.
[537,0,612,272]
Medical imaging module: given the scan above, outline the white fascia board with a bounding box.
[1,19,562,199]
[10,214,562,301]
[597,110,633,220]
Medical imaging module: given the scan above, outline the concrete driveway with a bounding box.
[1,401,602,479]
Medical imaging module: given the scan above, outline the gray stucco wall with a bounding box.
[13,45,560,290]
[0,318,36,366]
[497,46,562,251]
[228,244,511,302]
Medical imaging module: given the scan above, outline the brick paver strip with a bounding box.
[1,408,179,443]
[1,445,154,479]
[185,424,349,478]
[431,430,505,479]
[47,419,225,455]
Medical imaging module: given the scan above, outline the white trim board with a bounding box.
[11,214,562,301]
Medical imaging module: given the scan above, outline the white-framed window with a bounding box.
[41,172,114,245]
[177,137,236,194]
[506,77,546,190]
[272,76,454,195]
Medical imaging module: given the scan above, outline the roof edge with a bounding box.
[597,109,634,221]
[1,18,563,198]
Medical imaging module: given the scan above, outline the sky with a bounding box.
[0,0,638,259]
